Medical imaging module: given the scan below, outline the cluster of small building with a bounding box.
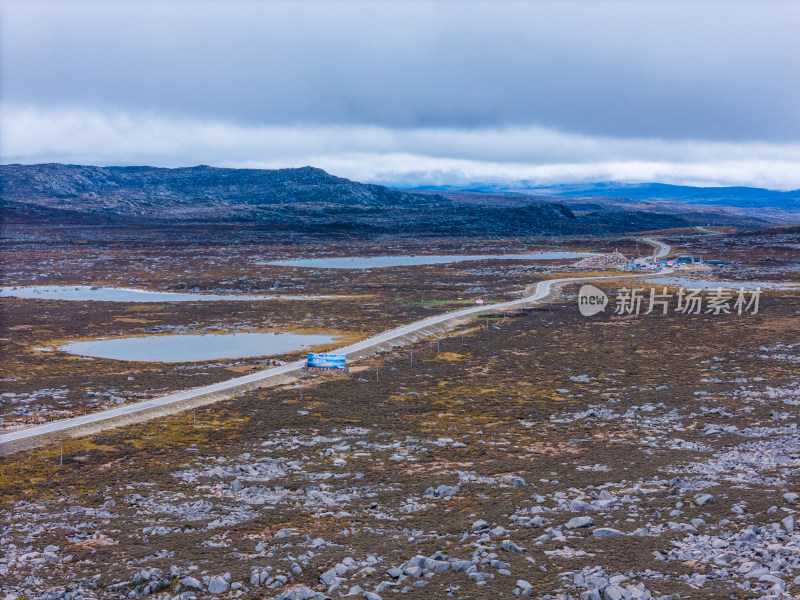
[621,255,726,271]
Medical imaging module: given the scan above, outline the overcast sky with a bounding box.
[2,0,800,189]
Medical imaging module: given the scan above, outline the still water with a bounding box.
[0,286,335,302]
[56,331,338,362]
[263,252,595,269]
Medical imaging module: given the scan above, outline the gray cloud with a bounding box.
[3,1,800,140]
[2,0,799,187]
[4,104,800,189]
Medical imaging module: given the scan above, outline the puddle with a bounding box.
[0,286,338,302]
[262,252,596,269]
[643,277,800,291]
[55,332,339,362]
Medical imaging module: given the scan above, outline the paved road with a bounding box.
[641,237,671,259]
[695,226,725,236]
[0,239,671,449]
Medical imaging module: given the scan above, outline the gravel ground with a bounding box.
[1,230,798,600]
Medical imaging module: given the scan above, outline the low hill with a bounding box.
[1,163,695,235]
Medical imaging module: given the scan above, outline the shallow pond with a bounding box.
[56,331,338,362]
[0,286,336,302]
[262,251,595,269]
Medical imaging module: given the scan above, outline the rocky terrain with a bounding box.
[0,231,635,431]
[1,282,799,600]
[1,225,799,600]
[2,164,700,235]
[661,229,800,282]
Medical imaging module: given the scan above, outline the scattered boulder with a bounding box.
[567,516,594,529]
[207,574,230,594]
[593,528,623,538]
[500,540,526,553]
[694,494,715,506]
[180,576,202,590]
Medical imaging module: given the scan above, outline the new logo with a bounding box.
[578,285,608,316]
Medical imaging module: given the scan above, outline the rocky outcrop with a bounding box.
[1,164,690,235]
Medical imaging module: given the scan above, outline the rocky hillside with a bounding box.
[0,163,690,235]
[0,164,426,214]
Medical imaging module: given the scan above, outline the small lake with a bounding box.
[56,331,338,362]
[644,277,800,291]
[262,252,595,269]
[0,286,336,302]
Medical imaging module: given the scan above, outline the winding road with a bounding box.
[695,226,725,236]
[0,238,672,453]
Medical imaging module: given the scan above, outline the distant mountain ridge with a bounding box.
[409,181,800,209]
[0,163,728,235]
[1,163,421,210]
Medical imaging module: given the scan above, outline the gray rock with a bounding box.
[603,584,625,600]
[471,519,490,531]
[404,566,422,578]
[276,588,327,600]
[782,515,795,533]
[207,575,230,594]
[570,499,595,511]
[374,581,398,592]
[567,516,594,529]
[326,576,344,592]
[387,567,403,578]
[500,540,526,552]
[626,584,652,600]
[424,484,460,499]
[180,576,202,590]
[490,560,509,569]
[320,567,339,585]
[694,494,715,506]
[593,528,623,538]
[429,560,450,572]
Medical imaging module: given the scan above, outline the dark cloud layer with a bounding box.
[2,1,800,188]
[3,0,800,141]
